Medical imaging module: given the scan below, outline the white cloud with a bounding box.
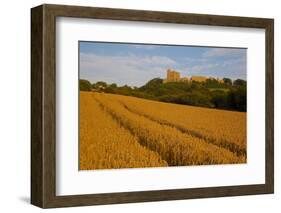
[203,48,245,58]
[130,44,159,50]
[80,53,176,86]
[80,48,247,86]
[221,58,246,67]
[188,63,220,72]
[184,57,246,80]
[184,57,208,63]
[81,53,176,67]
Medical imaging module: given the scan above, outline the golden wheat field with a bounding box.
[79,91,246,170]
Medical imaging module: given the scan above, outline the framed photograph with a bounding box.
[31,4,274,208]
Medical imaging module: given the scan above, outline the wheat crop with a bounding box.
[104,93,247,157]
[79,92,168,170]
[93,92,244,166]
[80,91,246,170]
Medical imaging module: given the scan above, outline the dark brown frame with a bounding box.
[31,4,274,208]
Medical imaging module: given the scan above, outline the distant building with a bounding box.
[164,69,181,82]
[163,69,222,83]
[190,76,208,82]
[179,77,190,83]
[164,69,189,83]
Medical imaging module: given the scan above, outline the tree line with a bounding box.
[79,77,247,112]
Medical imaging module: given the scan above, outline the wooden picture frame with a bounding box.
[31,4,274,208]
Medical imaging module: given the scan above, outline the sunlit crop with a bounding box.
[79,92,168,170]
[80,91,246,170]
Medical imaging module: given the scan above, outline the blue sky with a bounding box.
[79,41,246,87]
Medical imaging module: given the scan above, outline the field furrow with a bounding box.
[93,92,244,166]
[120,101,244,156]
[104,93,247,157]
[79,92,168,170]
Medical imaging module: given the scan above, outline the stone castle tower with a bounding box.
[165,69,181,82]
[163,69,215,83]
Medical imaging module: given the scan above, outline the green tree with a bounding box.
[79,79,92,91]
[223,78,232,86]
[233,87,247,111]
[142,78,163,89]
[211,90,229,109]
[109,83,117,89]
[95,81,107,88]
[233,79,246,87]
[85,77,247,112]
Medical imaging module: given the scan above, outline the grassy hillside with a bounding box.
[81,77,247,112]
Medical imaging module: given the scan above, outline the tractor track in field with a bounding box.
[118,101,245,157]
[93,94,244,166]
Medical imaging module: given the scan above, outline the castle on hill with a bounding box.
[163,69,223,83]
